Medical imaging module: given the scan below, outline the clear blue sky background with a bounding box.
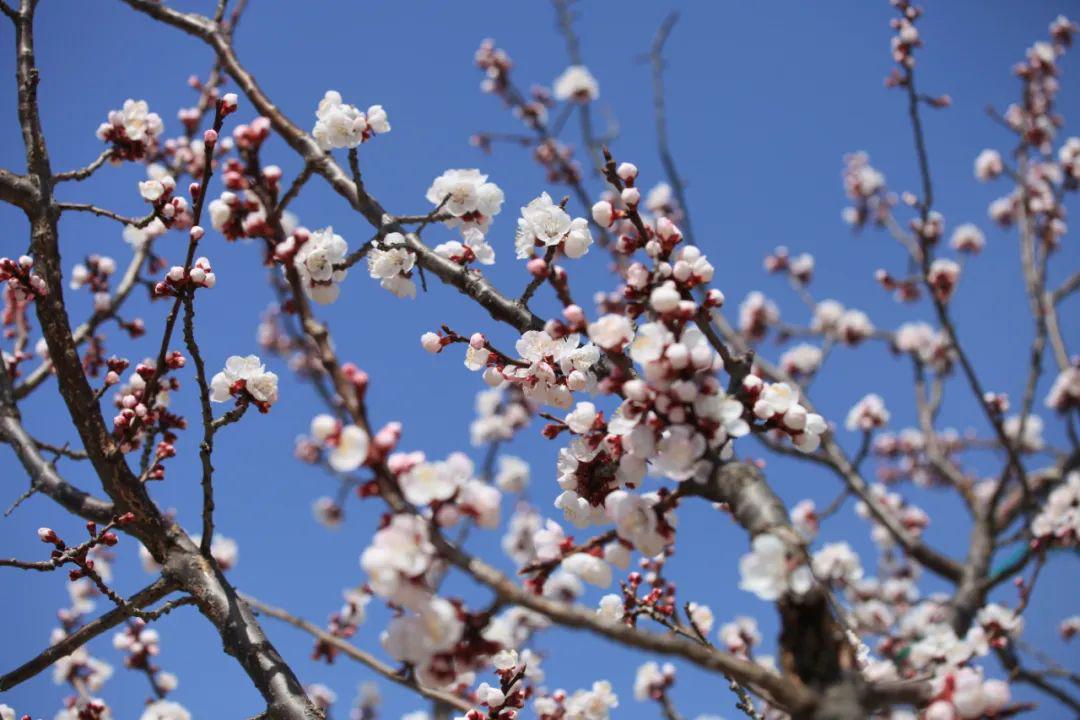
[1,1,1077,718]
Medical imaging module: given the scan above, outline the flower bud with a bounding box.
[421,332,442,354]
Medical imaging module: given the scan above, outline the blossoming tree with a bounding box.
[0,1,1077,719]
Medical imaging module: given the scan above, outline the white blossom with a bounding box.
[553,65,599,102]
[400,453,469,505]
[139,700,192,720]
[435,226,495,265]
[719,616,761,655]
[812,542,863,585]
[974,148,1004,181]
[1003,413,1044,452]
[563,681,618,720]
[495,455,530,492]
[312,91,389,150]
[367,232,417,299]
[976,603,1024,641]
[1046,366,1080,411]
[97,99,163,146]
[653,425,707,481]
[845,393,890,432]
[328,425,370,472]
[294,226,349,304]
[426,169,504,233]
[605,490,668,556]
[587,313,633,351]
[950,223,985,253]
[562,552,612,588]
[516,192,570,255]
[633,661,673,701]
[381,596,462,663]
[738,533,811,601]
[361,514,436,605]
[687,602,714,634]
[210,354,279,406]
[565,401,598,434]
[597,594,624,623]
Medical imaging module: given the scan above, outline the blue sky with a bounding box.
[1,1,1077,718]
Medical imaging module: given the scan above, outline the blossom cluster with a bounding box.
[110,356,185,456]
[155,254,217,296]
[427,169,505,235]
[514,192,593,260]
[0,255,48,300]
[311,90,389,151]
[1030,470,1079,546]
[275,226,350,304]
[209,354,279,411]
[366,231,417,298]
[96,98,164,161]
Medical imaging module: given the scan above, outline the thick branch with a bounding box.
[10,4,319,716]
[0,164,35,209]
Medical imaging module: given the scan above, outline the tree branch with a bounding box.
[54,148,113,182]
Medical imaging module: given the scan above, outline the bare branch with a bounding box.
[56,201,156,227]
[0,165,35,209]
[647,12,695,247]
[1051,270,1080,304]
[180,292,219,555]
[54,148,113,182]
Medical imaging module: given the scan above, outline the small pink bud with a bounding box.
[373,422,402,452]
[203,129,218,144]
[221,92,239,112]
[526,257,547,277]
[563,304,585,324]
[469,333,486,349]
[704,288,725,308]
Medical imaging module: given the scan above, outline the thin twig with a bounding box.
[54,149,113,182]
[56,202,156,227]
[647,12,694,247]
